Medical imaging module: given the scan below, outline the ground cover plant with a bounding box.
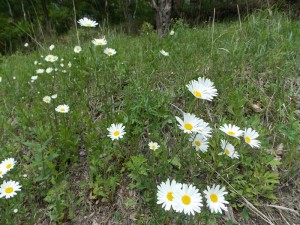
[0,9,299,225]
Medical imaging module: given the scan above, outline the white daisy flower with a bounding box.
[1,158,16,171]
[0,164,8,178]
[220,140,239,159]
[189,134,209,153]
[157,179,182,211]
[204,184,229,214]
[61,58,64,62]
[74,46,82,53]
[175,113,211,136]
[92,38,107,46]
[148,141,160,151]
[186,77,218,101]
[60,63,64,67]
[49,44,55,51]
[13,209,18,213]
[104,48,116,56]
[45,55,58,62]
[31,76,38,81]
[13,76,16,80]
[24,43,29,47]
[107,123,126,140]
[0,77,2,82]
[244,128,261,148]
[43,96,51,103]
[55,104,69,113]
[46,67,53,74]
[169,30,175,35]
[62,70,67,73]
[0,180,22,199]
[34,61,38,65]
[68,62,72,68]
[36,69,44,74]
[160,50,169,56]
[51,94,57,99]
[219,124,243,139]
[78,17,98,27]
[173,183,203,215]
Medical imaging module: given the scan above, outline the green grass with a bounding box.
[0,9,299,224]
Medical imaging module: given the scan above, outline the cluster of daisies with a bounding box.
[78,17,116,57]
[157,179,228,215]
[0,158,21,199]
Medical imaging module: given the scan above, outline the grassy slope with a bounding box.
[0,10,299,224]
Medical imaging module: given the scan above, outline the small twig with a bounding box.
[72,0,80,45]
[170,103,184,115]
[237,4,242,30]
[265,204,299,216]
[279,210,291,225]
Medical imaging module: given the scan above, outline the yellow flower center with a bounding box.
[245,136,251,143]
[195,141,201,146]
[0,171,2,175]
[210,194,218,203]
[225,149,230,155]
[193,91,202,97]
[151,145,156,150]
[228,131,235,136]
[181,195,191,205]
[108,51,112,55]
[86,23,92,27]
[113,131,120,136]
[6,164,12,169]
[166,192,174,201]
[5,187,14,194]
[60,108,65,112]
[184,123,193,131]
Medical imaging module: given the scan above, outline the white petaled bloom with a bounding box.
[0,164,8,178]
[169,30,175,35]
[13,76,16,80]
[78,17,98,27]
[74,46,82,53]
[186,77,218,101]
[36,69,44,74]
[220,140,239,159]
[49,44,55,51]
[13,209,18,213]
[92,38,107,46]
[54,68,58,71]
[34,61,38,65]
[1,158,16,172]
[244,128,261,148]
[31,76,38,81]
[175,113,211,137]
[61,58,64,62]
[68,62,72,68]
[51,94,57,99]
[0,77,2,82]
[62,70,67,73]
[219,124,244,139]
[204,184,229,214]
[157,179,182,211]
[43,96,51,103]
[60,63,64,67]
[173,183,203,215]
[160,50,169,56]
[104,48,116,56]
[189,134,209,153]
[0,180,22,199]
[55,104,69,113]
[45,55,58,62]
[24,43,29,47]
[46,67,53,74]
[148,141,160,151]
[107,123,126,140]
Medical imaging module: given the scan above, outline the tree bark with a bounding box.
[40,0,51,35]
[151,0,172,38]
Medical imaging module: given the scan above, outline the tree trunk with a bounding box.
[40,0,51,35]
[123,0,133,34]
[151,0,172,38]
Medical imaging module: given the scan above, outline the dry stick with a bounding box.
[211,8,216,56]
[72,0,80,46]
[237,4,242,30]
[279,210,291,225]
[170,103,184,115]
[265,204,300,216]
[197,154,275,225]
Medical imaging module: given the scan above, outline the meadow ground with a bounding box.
[0,9,299,225]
